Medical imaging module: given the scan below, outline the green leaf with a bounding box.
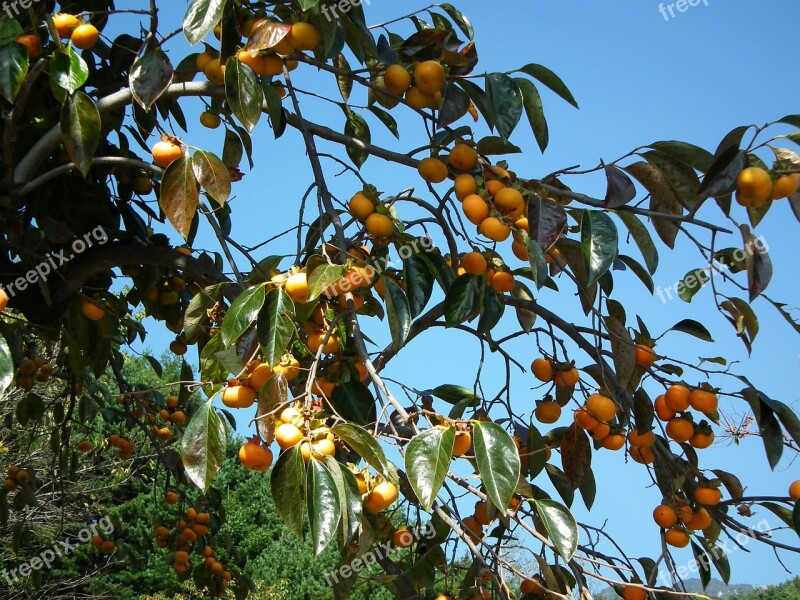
[514,78,548,152]
[306,256,347,302]
[649,141,713,172]
[368,105,399,138]
[668,319,714,342]
[0,334,13,398]
[225,57,262,133]
[477,284,504,334]
[740,224,772,302]
[180,399,226,493]
[545,463,574,507]
[49,45,88,98]
[307,457,341,555]
[403,254,434,318]
[438,3,474,39]
[534,499,579,561]
[625,160,683,249]
[405,427,455,511]
[511,282,537,332]
[485,72,522,141]
[432,384,481,406]
[160,156,199,239]
[524,423,548,479]
[60,92,101,178]
[344,108,371,168]
[221,285,266,346]
[614,211,659,274]
[605,315,635,387]
[331,424,398,485]
[475,135,521,155]
[192,150,231,206]
[518,63,578,108]
[183,0,228,45]
[444,274,481,326]
[183,284,221,342]
[0,41,28,102]
[472,421,520,513]
[677,268,709,302]
[643,150,702,211]
[330,382,376,425]
[324,457,362,548]
[793,501,800,537]
[130,47,174,111]
[256,288,295,368]
[271,444,305,539]
[633,388,655,435]
[383,278,411,351]
[696,537,731,585]
[691,541,712,589]
[742,387,783,469]
[617,255,654,294]
[604,164,637,208]
[560,423,592,490]
[581,210,618,286]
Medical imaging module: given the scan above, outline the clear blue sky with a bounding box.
[112,0,800,587]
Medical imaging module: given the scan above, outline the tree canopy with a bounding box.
[1,1,799,599]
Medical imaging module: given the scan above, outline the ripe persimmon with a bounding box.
[494,187,525,216]
[363,481,398,513]
[664,527,690,548]
[521,575,546,596]
[81,300,105,321]
[152,140,184,167]
[275,423,303,450]
[654,394,675,422]
[664,384,691,412]
[479,217,511,242]
[448,144,479,172]
[221,385,256,409]
[689,389,718,413]
[666,417,694,443]
[686,507,712,531]
[200,112,221,129]
[414,60,446,94]
[554,366,579,387]
[348,192,374,221]
[627,429,655,448]
[405,86,434,110]
[247,363,274,392]
[602,433,625,450]
[694,486,722,506]
[273,355,300,381]
[418,157,449,184]
[574,408,600,430]
[474,501,492,526]
[285,272,309,303]
[16,35,42,58]
[289,22,320,51]
[462,194,490,225]
[384,64,412,95]
[393,528,414,548]
[365,213,394,238]
[455,174,478,200]
[531,358,554,382]
[452,431,472,457]
[652,504,678,528]
[239,439,273,471]
[71,24,100,50]
[737,167,772,205]
[770,173,800,199]
[54,13,80,38]
[461,515,484,542]
[790,480,800,501]
[635,344,657,367]
[690,430,714,449]
[586,393,616,422]
[535,400,561,424]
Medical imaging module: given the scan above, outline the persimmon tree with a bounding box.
[1,1,799,599]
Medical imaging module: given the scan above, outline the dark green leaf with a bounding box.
[625,161,682,249]
[0,41,28,102]
[330,382,376,425]
[256,288,295,368]
[668,319,714,342]
[403,255,434,318]
[0,335,13,397]
[485,73,522,141]
[49,46,88,97]
[61,92,101,178]
[221,285,266,346]
[444,274,481,326]
[514,77,548,152]
[130,47,174,111]
[160,156,200,239]
[534,499,579,561]
[604,165,636,208]
[271,444,305,539]
[581,210,618,286]
[472,422,520,513]
[225,57,262,133]
[438,3,474,39]
[183,0,227,45]
[331,424,398,485]
[432,384,481,406]
[180,399,226,493]
[307,457,341,555]
[518,64,578,108]
[560,423,592,490]
[383,278,411,351]
[405,426,455,511]
[344,109,371,168]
